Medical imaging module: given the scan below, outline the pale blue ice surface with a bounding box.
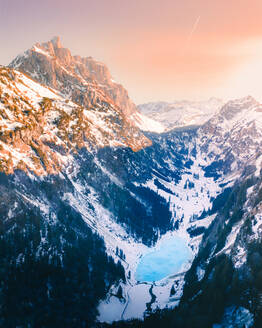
[135,237,192,282]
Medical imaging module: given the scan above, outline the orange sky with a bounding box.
[1,0,262,103]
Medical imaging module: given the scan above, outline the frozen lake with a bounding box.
[135,237,192,282]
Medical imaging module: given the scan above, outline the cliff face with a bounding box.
[0,65,150,175]
[9,36,137,116]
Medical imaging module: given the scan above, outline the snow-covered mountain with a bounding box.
[138,98,224,131]
[0,66,151,175]
[1,37,262,327]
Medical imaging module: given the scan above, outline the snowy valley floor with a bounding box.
[96,158,232,323]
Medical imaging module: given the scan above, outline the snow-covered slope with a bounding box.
[0,66,151,175]
[155,96,262,328]
[131,111,165,133]
[199,96,262,175]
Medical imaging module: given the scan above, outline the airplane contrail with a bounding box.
[187,15,201,46]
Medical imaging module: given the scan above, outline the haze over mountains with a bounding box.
[0,37,261,328]
[138,98,224,131]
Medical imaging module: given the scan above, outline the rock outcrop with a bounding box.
[9,36,137,116]
[0,66,150,175]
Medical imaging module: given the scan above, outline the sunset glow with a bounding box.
[1,0,262,103]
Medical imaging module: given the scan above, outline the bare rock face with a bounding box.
[3,37,151,177]
[0,66,151,175]
[9,37,137,116]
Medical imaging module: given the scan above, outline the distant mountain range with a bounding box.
[138,98,224,131]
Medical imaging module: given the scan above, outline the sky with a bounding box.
[1,0,262,104]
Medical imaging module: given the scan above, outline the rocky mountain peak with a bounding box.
[31,37,73,68]
[9,37,137,116]
[51,36,62,49]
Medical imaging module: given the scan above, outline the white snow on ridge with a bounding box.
[32,46,52,58]
[14,70,61,107]
[131,112,166,133]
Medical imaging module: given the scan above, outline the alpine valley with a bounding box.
[1,37,262,328]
